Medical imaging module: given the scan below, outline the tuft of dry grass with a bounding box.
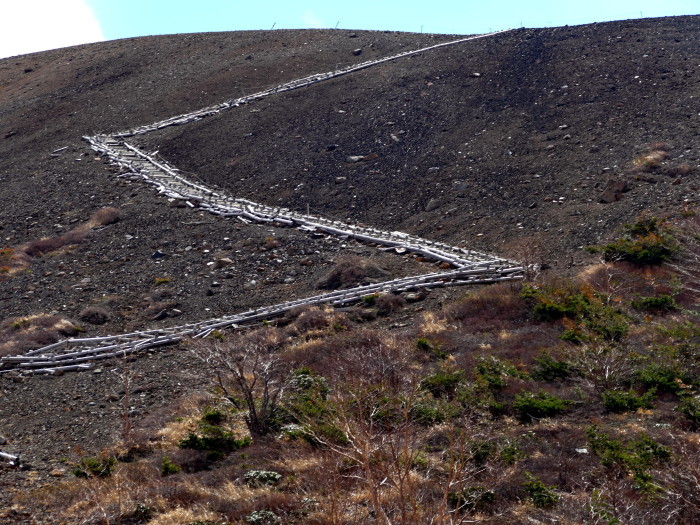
[0,314,81,357]
[316,255,391,290]
[87,206,123,227]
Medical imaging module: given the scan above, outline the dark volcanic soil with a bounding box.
[0,17,699,514]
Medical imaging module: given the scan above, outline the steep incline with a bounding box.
[1,31,522,378]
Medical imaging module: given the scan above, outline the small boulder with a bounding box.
[599,179,630,203]
[425,198,442,212]
[352,48,362,56]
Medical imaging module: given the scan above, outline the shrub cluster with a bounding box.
[586,217,678,266]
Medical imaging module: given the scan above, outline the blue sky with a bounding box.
[1,0,698,59]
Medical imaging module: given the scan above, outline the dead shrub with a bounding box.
[79,307,111,325]
[22,230,87,257]
[0,314,80,356]
[89,206,123,226]
[443,283,528,330]
[666,163,695,176]
[286,307,333,336]
[374,293,407,316]
[649,142,671,152]
[316,256,390,289]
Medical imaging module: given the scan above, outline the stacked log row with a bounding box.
[1,28,523,376]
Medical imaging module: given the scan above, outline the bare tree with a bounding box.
[191,329,290,436]
[668,213,700,300]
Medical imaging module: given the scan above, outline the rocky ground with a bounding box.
[0,15,699,518]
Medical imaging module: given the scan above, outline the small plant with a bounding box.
[523,472,559,508]
[602,388,656,413]
[409,399,446,426]
[71,455,117,478]
[475,356,521,389]
[160,456,181,476]
[420,368,465,399]
[677,396,700,429]
[361,293,380,306]
[447,486,495,512]
[243,469,282,487]
[154,276,171,286]
[201,408,226,425]
[586,426,671,490]
[531,353,571,382]
[179,413,251,460]
[245,509,280,524]
[208,330,225,341]
[513,391,571,423]
[415,337,447,360]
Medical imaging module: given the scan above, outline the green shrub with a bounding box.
[513,391,571,423]
[586,426,671,490]
[161,456,181,477]
[677,396,700,429]
[447,486,495,512]
[531,353,571,382]
[523,472,559,508]
[602,388,656,413]
[416,337,447,360]
[71,456,117,478]
[244,469,282,487]
[475,356,521,390]
[586,217,678,266]
[410,400,446,426]
[420,368,465,399]
[636,364,692,394]
[201,408,226,425]
[500,441,526,465]
[178,424,251,460]
[521,284,628,341]
[631,294,678,312]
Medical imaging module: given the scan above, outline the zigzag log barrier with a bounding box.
[0,28,522,385]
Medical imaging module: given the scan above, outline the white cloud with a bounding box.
[0,0,104,59]
[302,9,325,28]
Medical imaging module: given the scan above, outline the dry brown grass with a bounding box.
[86,206,123,227]
[0,314,81,357]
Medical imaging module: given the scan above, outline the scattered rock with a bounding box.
[352,48,362,56]
[404,291,428,303]
[151,250,167,259]
[335,176,347,184]
[213,257,233,269]
[0,435,7,445]
[346,155,363,163]
[636,174,658,184]
[425,198,442,212]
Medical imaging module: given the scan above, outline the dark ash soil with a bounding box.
[0,16,699,515]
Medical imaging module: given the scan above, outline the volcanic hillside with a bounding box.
[0,16,699,524]
[0,17,698,331]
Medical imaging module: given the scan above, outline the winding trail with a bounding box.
[0,29,522,380]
